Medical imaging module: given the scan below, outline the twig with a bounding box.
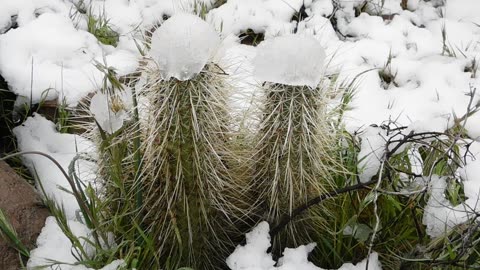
[269,179,377,238]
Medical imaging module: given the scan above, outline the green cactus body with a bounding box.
[253,82,339,254]
[140,64,245,269]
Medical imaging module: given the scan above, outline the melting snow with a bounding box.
[149,13,220,81]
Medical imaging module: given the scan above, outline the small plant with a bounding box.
[355,0,386,17]
[55,97,71,133]
[464,57,478,78]
[193,1,209,19]
[86,10,119,47]
[0,209,30,258]
[441,23,456,57]
[378,52,398,89]
[239,29,264,46]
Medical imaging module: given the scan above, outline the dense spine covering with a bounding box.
[252,82,341,253]
[139,63,247,269]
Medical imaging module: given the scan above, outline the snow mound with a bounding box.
[253,35,326,88]
[12,114,98,219]
[0,0,70,33]
[422,176,469,238]
[0,13,105,104]
[149,13,220,81]
[28,216,93,269]
[227,221,382,270]
[28,217,124,270]
[0,13,104,105]
[226,221,275,269]
[276,243,319,270]
[444,0,480,25]
[137,0,215,28]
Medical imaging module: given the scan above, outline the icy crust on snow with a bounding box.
[253,35,326,88]
[227,222,382,270]
[149,13,220,81]
[12,114,98,220]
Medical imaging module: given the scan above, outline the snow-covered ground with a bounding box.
[1,0,480,269]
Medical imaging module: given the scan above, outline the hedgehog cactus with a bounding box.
[251,35,343,253]
[91,16,343,269]
[137,14,247,269]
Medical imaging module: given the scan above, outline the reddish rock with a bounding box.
[0,161,49,270]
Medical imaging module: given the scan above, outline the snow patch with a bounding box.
[12,114,98,219]
[227,221,382,270]
[0,13,103,105]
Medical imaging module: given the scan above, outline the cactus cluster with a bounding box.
[90,14,345,270]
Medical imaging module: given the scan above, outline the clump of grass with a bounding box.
[0,209,30,258]
[239,29,264,46]
[378,52,398,89]
[86,11,119,47]
[213,0,227,8]
[441,23,457,57]
[464,57,478,79]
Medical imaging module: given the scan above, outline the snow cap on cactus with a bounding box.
[253,35,326,88]
[149,13,221,81]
